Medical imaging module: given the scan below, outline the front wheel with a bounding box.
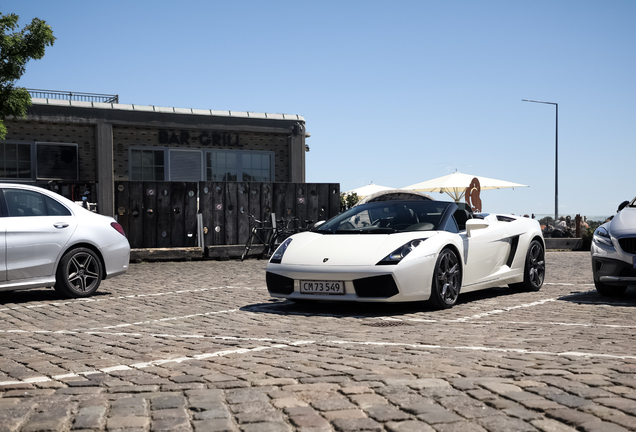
[54,248,103,298]
[509,239,545,292]
[428,248,462,310]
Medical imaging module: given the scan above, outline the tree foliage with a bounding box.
[340,192,360,212]
[0,12,55,139]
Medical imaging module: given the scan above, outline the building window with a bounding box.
[130,149,164,181]
[129,148,274,182]
[169,149,203,181]
[0,142,79,181]
[0,142,32,179]
[36,143,78,180]
[242,152,271,182]
[206,151,237,181]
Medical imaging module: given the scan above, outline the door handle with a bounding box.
[54,223,69,229]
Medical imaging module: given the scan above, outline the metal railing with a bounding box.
[27,89,119,104]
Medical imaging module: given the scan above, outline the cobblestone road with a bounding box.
[1,252,635,432]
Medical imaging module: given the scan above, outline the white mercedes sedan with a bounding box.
[0,183,130,298]
[591,197,636,296]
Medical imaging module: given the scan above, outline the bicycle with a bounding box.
[241,213,273,261]
[266,216,314,257]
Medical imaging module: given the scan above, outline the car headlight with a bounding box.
[593,226,614,247]
[270,238,293,264]
[377,239,426,265]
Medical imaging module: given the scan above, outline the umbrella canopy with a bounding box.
[344,182,394,198]
[402,171,528,202]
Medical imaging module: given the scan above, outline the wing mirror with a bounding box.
[466,219,489,237]
[313,220,326,228]
[617,201,629,212]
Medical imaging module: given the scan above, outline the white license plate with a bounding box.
[300,280,345,295]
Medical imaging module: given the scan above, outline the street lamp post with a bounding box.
[522,99,558,224]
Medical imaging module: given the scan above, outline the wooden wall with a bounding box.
[115,181,340,249]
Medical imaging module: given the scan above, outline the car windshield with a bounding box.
[315,201,454,234]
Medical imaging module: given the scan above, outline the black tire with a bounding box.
[509,239,545,292]
[241,231,254,261]
[428,248,462,310]
[54,248,103,298]
[594,280,627,297]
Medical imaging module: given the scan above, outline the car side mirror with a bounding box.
[314,220,326,228]
[617,201,629,212]
[466,219,489,237]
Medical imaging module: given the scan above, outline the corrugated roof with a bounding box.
[31,98,305,121]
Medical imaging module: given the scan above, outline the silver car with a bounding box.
[591,198,636,296]
[0,183,130,298]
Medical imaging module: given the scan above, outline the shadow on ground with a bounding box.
[558,286,636,307]
[0,288,113,305]
[241,286,525,318]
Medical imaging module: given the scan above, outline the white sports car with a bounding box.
[591,198,636,296]
[266,197,545,309]
[0,183,130,298]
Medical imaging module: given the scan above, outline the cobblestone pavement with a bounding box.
[1,252,636,432]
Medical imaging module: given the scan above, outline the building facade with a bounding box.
[2,95,308,217]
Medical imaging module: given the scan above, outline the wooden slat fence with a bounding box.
[115,181,340,249]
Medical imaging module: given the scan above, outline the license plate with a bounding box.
[300,280,345,295]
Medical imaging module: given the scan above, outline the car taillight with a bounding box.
[111,222,126,237]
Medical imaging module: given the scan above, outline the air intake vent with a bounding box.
[266,272,294,294]
[353,274,399,298]
[497,215,516,222]
[618,237,636,254]
[506,236,520,267]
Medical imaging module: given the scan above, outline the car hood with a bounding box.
[278,231,438,266]
[609,207,636,237]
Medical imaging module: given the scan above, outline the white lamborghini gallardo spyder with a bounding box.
[266,197,545,310]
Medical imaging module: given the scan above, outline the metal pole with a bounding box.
[554,104,558,224]
[522,99,559,224]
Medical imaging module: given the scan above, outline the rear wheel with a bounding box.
[594,280,627,297]
[509,239,545,292]
[428,248,461,310]
[54,248,103,298]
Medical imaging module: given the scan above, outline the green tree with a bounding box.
[340,192,360,212]
[0,12,55,139]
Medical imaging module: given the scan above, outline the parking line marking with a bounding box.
[2,335,635,388]
[83,308,239,331]
[326,340,636,360]
[452,298,557,322]
[0,341,315,387]
[0,286,267,313]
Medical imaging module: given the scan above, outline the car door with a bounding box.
[460,219,511,286]
[0,213,6,283]
[2,188,78,280]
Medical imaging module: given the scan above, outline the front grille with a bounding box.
[266,272,294,294]
[618,237,636,254]
[353,274,399,298]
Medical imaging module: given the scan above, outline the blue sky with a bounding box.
[8,1,636,219]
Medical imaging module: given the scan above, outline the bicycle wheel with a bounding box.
[241,230,255,261]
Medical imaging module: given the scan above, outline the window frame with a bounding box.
[35,142,79,181]
[129,147,275,182]
[0,141,35,181]
[0,141,80,182]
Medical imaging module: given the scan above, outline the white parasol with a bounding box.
[402,171,528,202]
[344,182,394,198]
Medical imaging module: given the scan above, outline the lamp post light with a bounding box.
[522,99,558,224]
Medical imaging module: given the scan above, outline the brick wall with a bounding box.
[4,119,97,182]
